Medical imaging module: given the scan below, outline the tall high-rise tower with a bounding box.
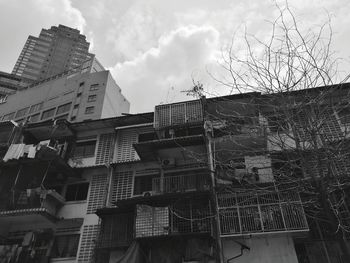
[12,24,93,83]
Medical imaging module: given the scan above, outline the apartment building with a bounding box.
[12,25,93,84]
[0,84,350,262]
[0,58,130,124]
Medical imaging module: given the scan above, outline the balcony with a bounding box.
[154,100,203,130]
[0,188,65,227]
[152,173,210,195]
[135,199,212,238]
[218,189,308,236]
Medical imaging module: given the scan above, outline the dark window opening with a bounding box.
[65,182,89,201]
[74,140,96,157]
[51,234,80,258]
[133,176,156,195]
[138,132,157,142]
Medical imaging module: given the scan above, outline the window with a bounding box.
[56,102,72,115]
[56,114,69,120]
[73,104,79,109]
[85,106,94,114]
[51,234,80,258]
[87,95,97,102]
[90,84,99,91]
[79,81,85,87]
[74,140,96,157]
[41,108,55,120]
[15,107,29,118]
[133,176,156,195]
[65,183,89,201]
[2,112,15,121]
[338,107,350,125]
[77,92,82,97]
[29,113,40,123]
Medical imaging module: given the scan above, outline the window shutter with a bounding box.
[78,224,100,263]
[115,130,139,163]
[95,133,114,165]
[111,170,133,203]
[87,174,108,214]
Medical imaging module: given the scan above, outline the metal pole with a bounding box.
[205,128,224,263]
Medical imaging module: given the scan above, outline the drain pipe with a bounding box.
[205,120,224,263]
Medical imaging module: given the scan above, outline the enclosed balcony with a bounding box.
[0,188,65,227]
[218,188,308,236]
[135,199,212,238]
[152,172,211,194]
[154,100,203,130]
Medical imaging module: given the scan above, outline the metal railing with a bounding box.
[0,189,64,216]
[135,200,212,238]
[154,100,203,129]
[218,188,308,236]
[152,173,210,194]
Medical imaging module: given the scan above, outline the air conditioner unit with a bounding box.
[161,158,176,167]
[143,191,153,197]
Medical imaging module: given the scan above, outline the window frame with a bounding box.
[85,106,95,115]
[65,182,90,202]
[73,139,97,158]
[89,84,99,91]
[56,102,72,115]
[87,95,97,102]
[41,108,56,120]
[50,233,80,258]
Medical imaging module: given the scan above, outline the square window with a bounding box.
[56,102,72,115]
[87,95,97,102]
[74,140,96,157]
[41,108,55,120]
[89,84,99,91]
[15,107,29,118]
[29,113,40,123]
[29,102,43,114]
[51,234,80,258]
[73,104,79,109]
[77,92,82,97]
[65,182,89,201]
[2,112,15,121]
[79,82,85,87]
[85,106,94,114]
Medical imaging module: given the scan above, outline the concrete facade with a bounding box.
[0,69,130,123]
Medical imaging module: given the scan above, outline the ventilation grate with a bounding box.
[95,133,114,165]
[115,129,139,163]
[87,174,108,214]
[111,170,133,203]
[78,224,100,263]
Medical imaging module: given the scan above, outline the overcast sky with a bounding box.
[0,0,349,113]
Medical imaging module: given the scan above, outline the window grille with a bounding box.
[78,225,100,263]
[115,129,139,163]
[95,133,114,165]
[154,100,203,129]
[111,170,133,203]
[87,174,108,214]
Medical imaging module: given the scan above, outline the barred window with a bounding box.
[51,234,80,258]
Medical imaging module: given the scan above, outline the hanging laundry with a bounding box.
[3,144,26,161]
[28,145,37,158]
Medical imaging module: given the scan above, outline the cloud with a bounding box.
[0,0,86,72]
[111,25,220,113]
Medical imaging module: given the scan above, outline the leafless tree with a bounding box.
[190,2,350,261]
